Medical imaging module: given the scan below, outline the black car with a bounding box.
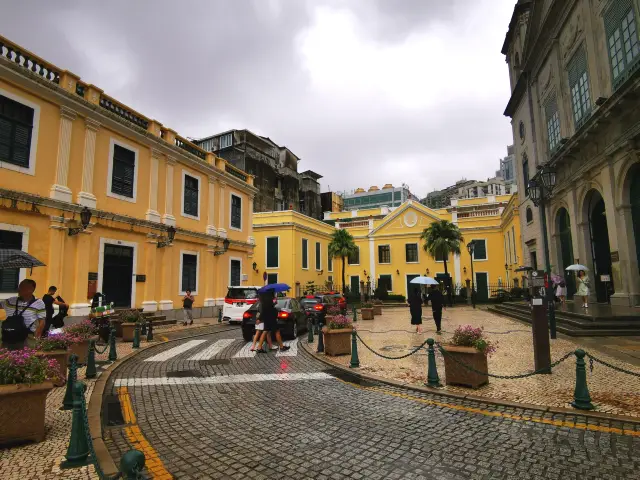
[241,297,307,341]
[299,294,339,326]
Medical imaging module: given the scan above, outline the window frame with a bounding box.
[0,223,29,298]
[544,95,561,153]
[0,89,40,176]
[302,238,309,270]
[266,236,279,269]
[378,244,391,264]
[604,2,640,90]
[522,154,530,196]
[526,207,534,224]
[405,243,419,263]
[471,239,488,261]
[348,246,360,266]
[107,138,139,203]
[378,274,393,292]
[567,45,592,129]
[229,193,243,231]
[179,250,200,295]
[181,170,201,220]
[315,242,322,271]
[219,133,233,149]
[229,257,242,287]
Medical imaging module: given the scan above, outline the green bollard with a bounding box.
[313,319,319,335]
[85,340,97,379]
[426,338,441,387]
[317,322,325,353]
[352,306,358,322]
[349,330,360,368]
[60,381,90,469]
[141,320,147,336]
[571,349,594,410]
[146,319,154,342]
[61,354,78,410]
[108,327,118,362]
[120,450,146,479]
[218,308,222,323]
[307,319,314,343]
[133,323,140,349]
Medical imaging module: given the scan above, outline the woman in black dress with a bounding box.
[255,292,290,353]
[408,287,423,333]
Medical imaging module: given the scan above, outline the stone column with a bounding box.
[145,149,161,222]
[47,218,66,289]
[602,159,628,304]
[617,204,640,305]
[141,237,158,312]
[207,176,217,235]
[158,245,174,311]
[203,249,216,307]
[77,118,100,208]
[567,186,583,263]
[162,156,176,226]
[50,106,77,203]
[218,181,227,238]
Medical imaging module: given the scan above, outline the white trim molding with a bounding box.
[179,249,200,295]
[0,222,29,299]
[0,87,40,177]
[106,138,139,204]
[181,169,202,221]
[97,237,138,309]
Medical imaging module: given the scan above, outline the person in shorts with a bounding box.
[182,290,195,326]
[249,311,266,352]
[255,292,289,353]
[1,279,46,350]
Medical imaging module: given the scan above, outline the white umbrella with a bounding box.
[410,276,439,285]
[566,264,589,271]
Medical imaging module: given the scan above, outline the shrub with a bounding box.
[0,348,60,385]
[35,332,80,351]
[361,303,373,309]
[450,325,497,356]
[120,309,145,324]
[373,284,389,301]
[63,319,98,339]
[327,315,352,330]
[386,294,406,302]
[327,306,341,316]
[510,287,524,298]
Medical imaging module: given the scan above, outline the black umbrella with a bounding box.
[0,249,46,272]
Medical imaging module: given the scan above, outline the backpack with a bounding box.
[51,296,67,328]
[1,298,36,344]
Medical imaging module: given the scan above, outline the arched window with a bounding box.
[526,207,533,223]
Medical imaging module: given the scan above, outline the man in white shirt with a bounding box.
[1,279,47,350]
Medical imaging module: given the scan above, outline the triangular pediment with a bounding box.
[369,201,442,237]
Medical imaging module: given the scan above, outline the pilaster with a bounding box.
[77,118,100,208]
[69,229,92,316]
[47,219,66,289]
[50,106,77,203]
[203,248,216,306]
[142,237,158,312]
[162,156,177,226]
[207,176,217,235]
[217,181,227,238]
[146,149,162,222]
[158,244,174,310]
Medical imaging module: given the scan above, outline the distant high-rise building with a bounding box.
[341,184,417,211]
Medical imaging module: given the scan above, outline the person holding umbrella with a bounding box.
[408,287,423,333]
[428,285,445,334]
[254,284,291,353]
[576,270,590,308]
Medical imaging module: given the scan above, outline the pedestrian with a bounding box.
[182,290,195,326]
[42,286,69,335]
[576,270,590,308]
[255,292,290,353]
[249,312,265,352]
[428,285,445,334]
[408,287,423,333]
[555,278,567,306]
[0,279,46,350]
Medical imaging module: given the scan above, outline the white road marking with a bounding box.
[275,339,298,357]
[144,340,207,362]
[114,372,335,387]
[233,342,257,358]
[187,339,236,361]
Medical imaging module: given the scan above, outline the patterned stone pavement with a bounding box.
[104,328,640,480]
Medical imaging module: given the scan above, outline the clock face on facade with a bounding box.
[519,121,526,140]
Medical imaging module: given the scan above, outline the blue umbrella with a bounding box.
[257,283,291,294]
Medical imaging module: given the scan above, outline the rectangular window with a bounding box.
[530,251,538,270]
[472,239,487,260]
[605,1,640,90]
[111,144,136,198]
[266,237,279,268]
[379,274,392,292]
[522,155,530,195]
[302,239,308,269]
[378,245,391,264]
[230,194,242,230]
[316,242,321,270]
[183,174,199,218]
[0,230,23,292]
[348,247,360,265]
[545,95,561,152]
[405,243,418,263]
[219,133,233,149]
[267,273,278,285]
[181,253,198,293]
[230,259,241,286]
[328,250,333,272]
[567,46,592,128]
[0,94,34,168]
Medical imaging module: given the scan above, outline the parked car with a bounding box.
[223,286,260,324]
[241,297,307,341]
[299,294,339,326]
[318,291,347,313]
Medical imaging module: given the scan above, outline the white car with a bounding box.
[222,286,260,323]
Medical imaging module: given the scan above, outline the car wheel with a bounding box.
[242,330,253,342]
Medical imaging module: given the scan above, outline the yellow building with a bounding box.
[252,195,523,301]
[0,35,257,319]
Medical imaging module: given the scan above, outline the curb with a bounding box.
[88,324,239,475]
[300,341,640,426]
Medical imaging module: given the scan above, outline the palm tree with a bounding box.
[421,220,464,306]
[328,229,358,295]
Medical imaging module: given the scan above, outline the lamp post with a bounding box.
[68,207,92,236]
[467,240,476,309]
[528,165,557,339]
[213,238,231,256]
[156,226,176,249]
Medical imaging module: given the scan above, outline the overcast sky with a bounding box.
[3,0,515,198]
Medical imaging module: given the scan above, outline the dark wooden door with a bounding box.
[102,244,133,308]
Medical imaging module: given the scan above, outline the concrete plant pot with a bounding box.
[322,327,352,356]
[36,350,68,387]
[373,305,382,316]
[121,323,136,342]
[442,345,488,389]
[0,381,54,445]
[361,308,374,320]
[68,336,98,365]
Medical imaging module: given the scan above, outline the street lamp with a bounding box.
[68,207,92,236]
[467,240,476,308]
[528,164,558,339]
[213,238,231,256]
[156,226,176,248]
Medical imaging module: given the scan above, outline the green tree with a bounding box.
[421,220,464,306]
[328,229,358,295]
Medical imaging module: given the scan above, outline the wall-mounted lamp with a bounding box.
[363,269,367,276]
[425,268,430,276]
[68,207,92,236]
[252,262,258,272]
[318,269,324,275]
[156,226,176,248]
[396,269,400,275]
[463,266,467,274]
[213,238,231,256]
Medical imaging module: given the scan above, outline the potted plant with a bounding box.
[324,306,340,326]
[322,315,353,356]
[360,303,374,320]
[120,309,144,342]
[64,320,99,365]
[372,299,383,316]
[0,348,59,445]
[441,325,496,389]
[35,333,76,387]
[90,313,112,343]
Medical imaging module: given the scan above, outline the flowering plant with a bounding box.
[326,306,341,316]
[0,348,60,385]
[328,315,352,330]
[63,319,98,339]
[450,325,497,356]
[361,303,373,309]
[35,332,81,352]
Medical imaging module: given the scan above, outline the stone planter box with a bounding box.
[322,327,352,356]
[361,308,374,320]
[68,336,99,365]
[110,319,123,338]
[121,323,136,342]
[0,381,54,445]
[442,345,488,389]
[36,350,68,387]
[323,315,335,327]
[373,305,382,316]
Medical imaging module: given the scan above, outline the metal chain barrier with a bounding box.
[436,343,574,379]
[355,328,531,335]
[355,331,430,360]
[94,342,109,355]
[585,352,640,378]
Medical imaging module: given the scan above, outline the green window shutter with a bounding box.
[604,0,633,34]
[316,242,321,270]
[568,46,587,86]
[473,240,487,260]
[302,239,308,269]
[567,45,592,127]
[266,237,278,268]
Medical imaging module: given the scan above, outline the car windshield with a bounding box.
[300,298,320,308]
[226,288,258,300]
[275,299,289,308]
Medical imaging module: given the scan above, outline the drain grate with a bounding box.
[166,369,203,378]
[200,359,230,366]
[323,368,378,387]
[103,394,125,426]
